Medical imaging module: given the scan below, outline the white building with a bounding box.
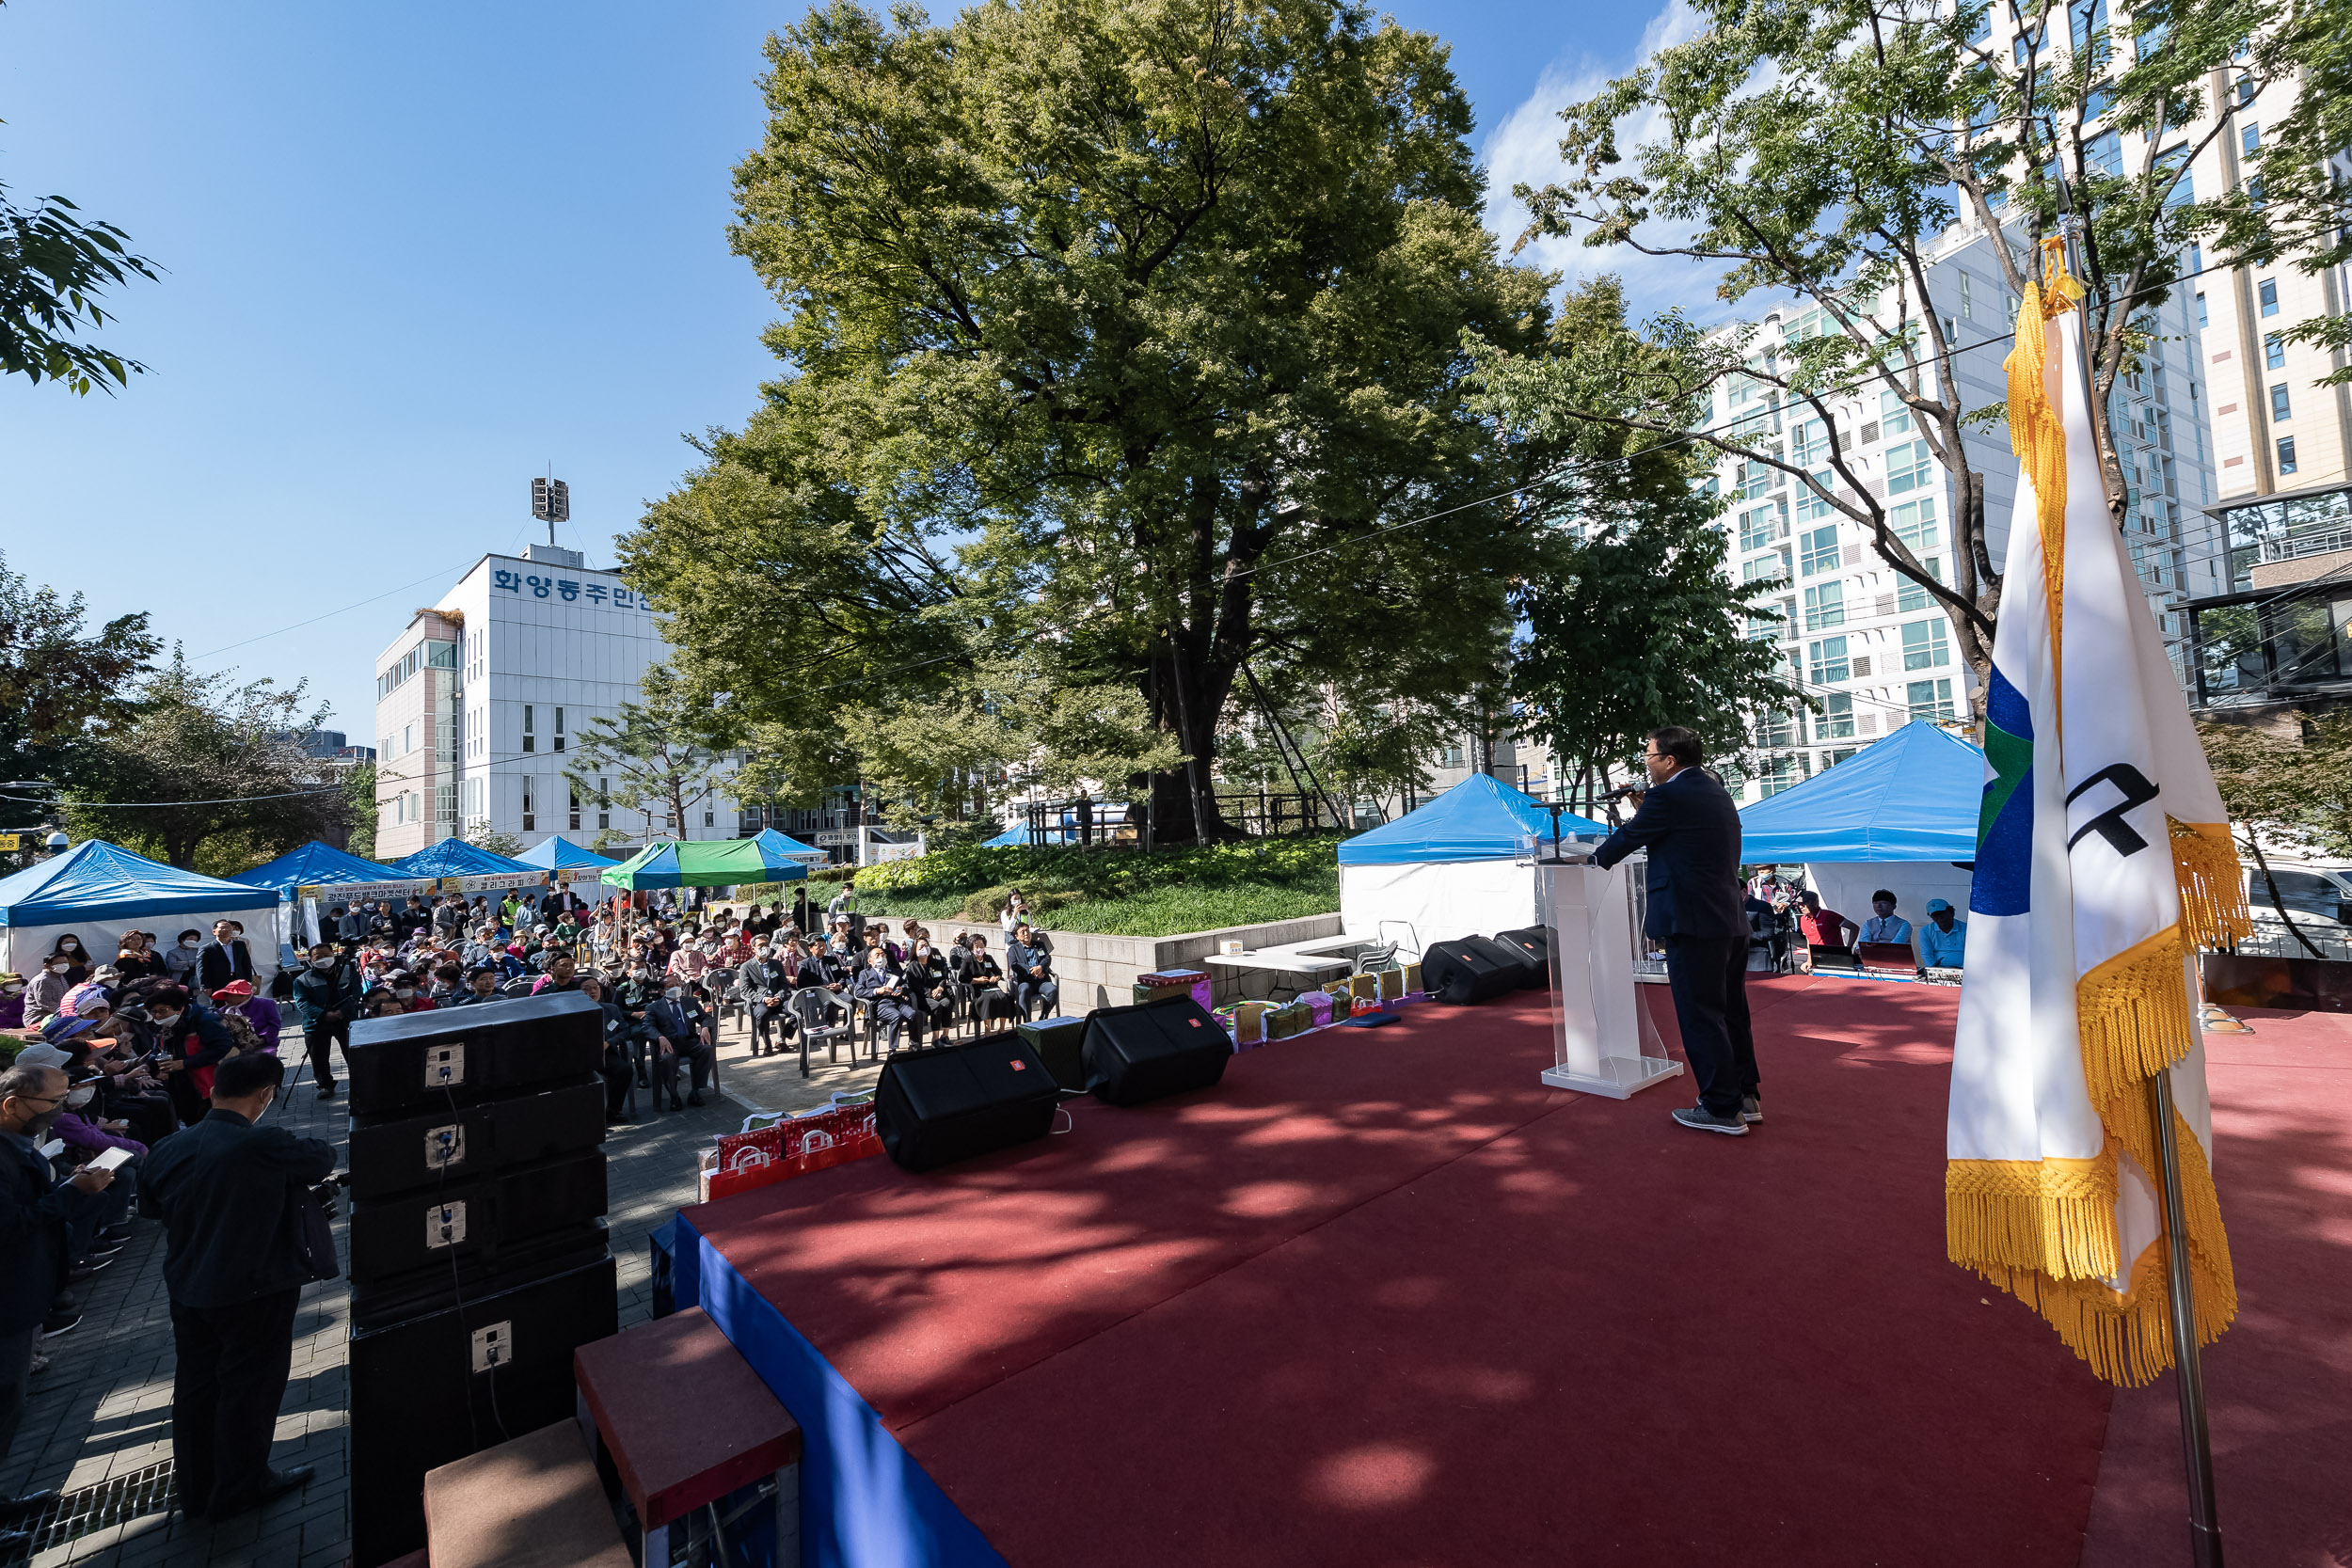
[1705,221,2221,800]
[370,544,739,860]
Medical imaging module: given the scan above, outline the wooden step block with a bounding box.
[422,1419,631,1568]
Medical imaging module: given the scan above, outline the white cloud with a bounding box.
[1477,0,1734,326]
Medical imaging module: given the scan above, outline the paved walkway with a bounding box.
[0,1014,802,1568]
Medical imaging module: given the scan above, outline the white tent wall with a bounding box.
[1799,863,1975,963]
[4,907,285,993]
[1339,861,1540,954]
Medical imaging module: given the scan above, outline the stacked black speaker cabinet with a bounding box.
[1422,936,1538,1005]
[344,990,617,1568]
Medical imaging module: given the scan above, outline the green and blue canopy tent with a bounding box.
[601,838,814,890]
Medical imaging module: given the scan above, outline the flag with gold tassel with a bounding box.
[1946,237,2248,1385]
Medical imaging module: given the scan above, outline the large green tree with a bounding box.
[0,549,160,787]
[1468,279,1804,805]
[1512,0,2301,688]
[562,664,741,846]
[62,652,349,870]
[623,0,1552,841]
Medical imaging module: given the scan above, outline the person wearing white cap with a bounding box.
[1919,898,1967,969]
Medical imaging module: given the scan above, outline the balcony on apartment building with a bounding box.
[2185,481,2352,712]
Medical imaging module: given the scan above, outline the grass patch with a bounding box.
[846,836,1343,938]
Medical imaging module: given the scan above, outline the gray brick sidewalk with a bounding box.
[2,1026,756,1568]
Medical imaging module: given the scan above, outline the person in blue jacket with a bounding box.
[287,944,361,1101]
[1918,898,1968,969]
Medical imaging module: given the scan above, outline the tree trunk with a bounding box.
[1144,641,1240,844]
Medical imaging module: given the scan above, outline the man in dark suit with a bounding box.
[196,918,256,996]
[1590,726,1760,1136]
[139,1053,334,1522]
[0,1063,116,1552]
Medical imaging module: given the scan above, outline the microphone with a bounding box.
[1598,783,1645,802]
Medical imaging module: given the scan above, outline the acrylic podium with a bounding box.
[1534,857,1683,1099]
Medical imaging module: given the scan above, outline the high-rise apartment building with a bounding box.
[371,544,740,860]
[1704,222,2219,798]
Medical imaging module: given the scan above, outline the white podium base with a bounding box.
[1539,1054,1684,1100]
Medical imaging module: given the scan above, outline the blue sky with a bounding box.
[0,0,1681,742]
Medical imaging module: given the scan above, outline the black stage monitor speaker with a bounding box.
[1083,997,1232,1106]
[876,1034,1060,1172]
[348,1252,619,1567]
[1422,937,1531,1005]
[1489,927,1553,988]
[345,990,603,1117]
[344,1080,606,1202]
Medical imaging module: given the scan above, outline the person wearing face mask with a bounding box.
[163,930,204,985]
[45,937,92,987]
[386,971,432,1012]
[0,975,24,1033]
[742,942,792,1057]
[288,944,360,1101]
[639,983,699,1112]
[211,981,282,1053]
[0,1060,118,1543]
[138,1052,332,1524]
[144,986,237,1127]
[23,958,73,1024]
[905,938,954,1039]
[852,945,920,1051]
[614,966,663,1089]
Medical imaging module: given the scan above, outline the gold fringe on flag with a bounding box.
[1950,239,2242,1387]
[2169,817,2254,951]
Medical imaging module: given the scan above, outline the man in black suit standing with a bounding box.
[139,1053,335,1522]
[1589,726,1760,1137]
[195,918,255,996]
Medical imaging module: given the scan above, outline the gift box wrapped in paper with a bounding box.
[1264,1000,1312,1039]
[1135,968,1215,1012]
[1297,990,1335,1029]
[1215,1001,1270,1048]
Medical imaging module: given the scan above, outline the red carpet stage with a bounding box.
[669,977,2352,1567]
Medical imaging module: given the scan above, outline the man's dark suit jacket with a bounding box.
[139,1108,337,1310]
[2,1133,106,1335]
[1590,768,1748,942]
[197,938,255,995]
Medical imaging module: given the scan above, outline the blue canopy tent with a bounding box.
[231,841,421,899]
[1737,721,1985,952]
[1336,775,1607,945]
[982,826,1029,848]
[389,839,549,895]
[0,839,289,985]
[751,829,830,866]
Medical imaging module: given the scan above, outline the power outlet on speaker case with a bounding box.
[424,1125,465,1170]
[423,1044,466,1090]
[469,1321,511,1374]
[426,1201,468,1249]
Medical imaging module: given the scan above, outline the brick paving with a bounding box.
[0,1009,827,1568]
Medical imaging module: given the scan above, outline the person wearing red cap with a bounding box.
[209,983,282,1055]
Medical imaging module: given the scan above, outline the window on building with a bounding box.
[2069,0,2106,51]
[426,641,457,669]
[1799,524,1840,576]
[2155,145,2193,206]
[569,786,581,831]
[1907,678,1956,722]
[1958,271,1973,320]
[1963,2,1989,43]
[704,810,716,828]
[2241,121,2260,154]
[1881,388,1913,436]
[597,777,611,831]
[2271,383,2292,420]
[2236,72,2254,104]
[2277,435,2298,473]
[1891,497,1939,551]
[1740,502,1787,553]
[1744,549,1790,584]
[1886,438,1934,494]
[1756,709,1796,747]
[1746,606,1785,641]
[554,706,565,753]
[1808,635,1851,684]
[2084,129,2122,178]
[2196,293,2209,328]
[1756,754,1810,798]
[1901,618,1952,670]
[2265,332,2285,370]
[1815,692,1855,741]
[521,778,535,833]
[1804,581,1845,630]
[1797,472,1835,522]
[403,722,414,754]
[1439,743,1465,768]
[1791,420,1829,466]
[2259,278,2279,317]
[1898,557,1945,611]
[522,705,535,752]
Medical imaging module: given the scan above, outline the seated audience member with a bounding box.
[1919,898,1968,969]
[741,942,792,1058]
[574,977,634,1122]
[453,966,504,1006]
[22,958,73,1026]
[1005,923,1059,1021]
[961,935,1019,1027]
[851,947,919,1050]
[211,981,282,1053]
[639,985,704,1112]
[1856,890,1914,947]
[905,937,954,1037]
[0,974,24,1032]
[530,954,582,995]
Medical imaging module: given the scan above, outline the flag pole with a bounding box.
[2046,145,2226,1568]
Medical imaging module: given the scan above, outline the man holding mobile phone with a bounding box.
[1,1063,116,1548]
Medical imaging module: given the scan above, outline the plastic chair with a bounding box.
[789,987,850,1079]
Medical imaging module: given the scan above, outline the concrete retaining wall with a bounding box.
[900,911,1346,1014]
